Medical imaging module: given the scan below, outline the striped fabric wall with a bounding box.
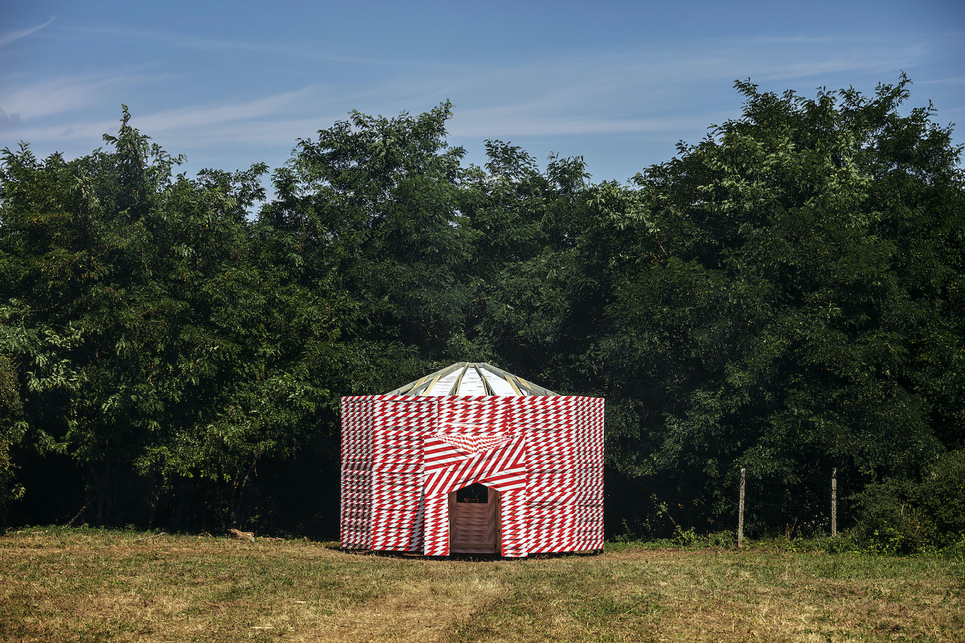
[340,394,604,557]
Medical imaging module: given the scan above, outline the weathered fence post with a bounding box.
[738,467,746,549]
[831,467,837,538]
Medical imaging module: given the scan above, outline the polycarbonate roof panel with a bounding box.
[479,366,519,395]
[426,371,460,396]
[386,362,557,396]
[458,368,487,395]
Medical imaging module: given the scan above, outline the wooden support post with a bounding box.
[738,467,745,549]
[831,467,837,538]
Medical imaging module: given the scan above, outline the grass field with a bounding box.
[1,527,962,642]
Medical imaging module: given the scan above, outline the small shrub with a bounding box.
[852,478,931,554]
[822,534,858,554]
[706,530,736,548]
[671,526,699,548]
[918,450,965,548]
[851,450,965,555]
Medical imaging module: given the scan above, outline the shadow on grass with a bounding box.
[336,547,604,562]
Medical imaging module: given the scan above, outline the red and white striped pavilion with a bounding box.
[340,362,604,557]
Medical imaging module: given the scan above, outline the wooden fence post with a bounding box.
[831,467,837,538]
[738,467,745,549]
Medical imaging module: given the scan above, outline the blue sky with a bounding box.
[2,0,963,187]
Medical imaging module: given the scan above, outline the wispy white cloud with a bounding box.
[133,87,318,132]
[3,33,932,146]
[60,23,418,69]
[0,87,336,150]
[1,25,956,181]
[359,35,931,140]
[0,16,56,47]
[0,108,23,129]
[448,112,712,138]
[1,118,119,144]
[0,70,167,121]
[918,76,965,86]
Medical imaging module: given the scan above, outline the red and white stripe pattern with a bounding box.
[340,394,604,556]
[423,432,528,556]
[339,397,376,550]
[371,397,435,552]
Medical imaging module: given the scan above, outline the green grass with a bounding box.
[1,527,962,642]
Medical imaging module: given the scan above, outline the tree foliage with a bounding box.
[1,79,962,542]
[262,101,474,363]
[597,75,964,536]
[1,110,331,530]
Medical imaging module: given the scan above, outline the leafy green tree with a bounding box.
[598,76,965,536]
[852,449,965,553]
[0,110,329,529]
[0,350,25,530]
[3,83,961,543]
[456,140,609,391]
[263,102,475,369]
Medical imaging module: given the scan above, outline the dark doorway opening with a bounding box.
[449,483,501,554]
[456,482,489,503]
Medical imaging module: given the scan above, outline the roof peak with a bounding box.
[386,362,557,396]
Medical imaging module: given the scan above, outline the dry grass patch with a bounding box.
[325,570,507,642]
[450,548,964,642]
[1,528,962,642]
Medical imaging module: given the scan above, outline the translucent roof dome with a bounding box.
[386,362,557,396]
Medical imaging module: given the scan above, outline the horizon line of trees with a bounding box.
[2,75,963,548]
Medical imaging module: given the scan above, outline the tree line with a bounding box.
[2,76,963,547]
